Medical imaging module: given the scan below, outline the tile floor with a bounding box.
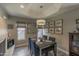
[13,47,68,56]
[13,47,30,56]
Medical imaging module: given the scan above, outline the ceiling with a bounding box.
[0,3,79,19]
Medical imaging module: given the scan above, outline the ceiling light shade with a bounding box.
[20,5,24,8]
[37,19,46,25]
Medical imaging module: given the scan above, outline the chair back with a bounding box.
[49,37,55,42]
[28,38,40,56]
[43,35,47,40]
[30,40,36,55]
[34,42,40,56]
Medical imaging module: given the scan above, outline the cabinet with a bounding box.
[69,33,79,56]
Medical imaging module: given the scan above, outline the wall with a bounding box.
[47,7,79,52]
[0,17,7,43]
[0,7,7,43]
[6,16,36,47]
[0,7,8,55]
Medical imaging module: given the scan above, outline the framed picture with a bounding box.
[49,27,55,34]
[76,19,79,24]
[55,19,63,27]
[49,20,55,27]
[55,19,63,34]
[55,27,63,34]
[76,19,79,31]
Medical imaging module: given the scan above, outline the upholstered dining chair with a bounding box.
[49,37,55,42]
[28,38,31,50]
[30,39,35,56]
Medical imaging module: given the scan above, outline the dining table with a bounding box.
[35,40,57,56]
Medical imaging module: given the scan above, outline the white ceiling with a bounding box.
[0,3,79,19]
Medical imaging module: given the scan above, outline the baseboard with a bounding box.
[15,43,27,48]
[57,47,69,55]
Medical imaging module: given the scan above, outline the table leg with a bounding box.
[53,43,57,56]
[45,51,48,56]
[40,49,42,56]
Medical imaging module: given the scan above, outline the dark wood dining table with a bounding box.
[35,40,57,56]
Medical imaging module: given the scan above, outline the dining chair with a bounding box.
[30,39,36,56]
[34,42,40,56]
[49,37,55,42]
[30,39,40,56]
[28,38,31,50]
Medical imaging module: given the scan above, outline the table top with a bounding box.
[36,40,55,49]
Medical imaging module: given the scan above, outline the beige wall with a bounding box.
[6,16,36,47]
[0,7,7,43]
[0,7,7,53]
[0,17,7,43]
[47,7,79,52]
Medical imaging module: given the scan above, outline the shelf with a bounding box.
[69,33,79,56]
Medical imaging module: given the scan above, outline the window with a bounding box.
[43,29,48,35]
[37,29,43,38]
[37,29,48,38]
[17,27,26,40]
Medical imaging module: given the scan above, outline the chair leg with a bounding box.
[29,50,32,56]
[28,48,32,56]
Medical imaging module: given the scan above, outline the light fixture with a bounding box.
[37,19,46,25]
[20,4,24,8]
[40,5,43,8]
